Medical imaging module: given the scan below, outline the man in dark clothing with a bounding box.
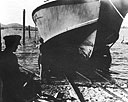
[0,35,25,102]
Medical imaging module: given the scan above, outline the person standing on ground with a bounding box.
[0,35,25,102]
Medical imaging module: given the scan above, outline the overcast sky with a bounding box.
[0,0,128,27]
[0,0,46,26]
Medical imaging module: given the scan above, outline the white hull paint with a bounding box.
[32,0,100,42]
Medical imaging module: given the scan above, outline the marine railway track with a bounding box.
[64,71,128,102]
[22,67,128,102]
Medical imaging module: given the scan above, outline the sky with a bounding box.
[0,0,46,26]
[0,0,128,27]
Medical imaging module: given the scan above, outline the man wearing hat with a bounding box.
[3,35,21,52]
[0,35,25,102]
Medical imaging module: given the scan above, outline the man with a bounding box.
[0,35,25,102]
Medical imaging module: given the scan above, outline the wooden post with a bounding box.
[0,23,1,51]
[23,9,26,46]
[28,25,31,39]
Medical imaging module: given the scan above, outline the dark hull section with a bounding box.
[95,0,123,49]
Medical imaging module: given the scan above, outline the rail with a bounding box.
[21,67,128,102]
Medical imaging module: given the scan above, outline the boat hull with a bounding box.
[32,0,100,42]
[32,0,128,79]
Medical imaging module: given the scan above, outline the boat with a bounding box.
[32,0,128,79]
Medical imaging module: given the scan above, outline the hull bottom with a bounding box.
[40,22,111,80]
